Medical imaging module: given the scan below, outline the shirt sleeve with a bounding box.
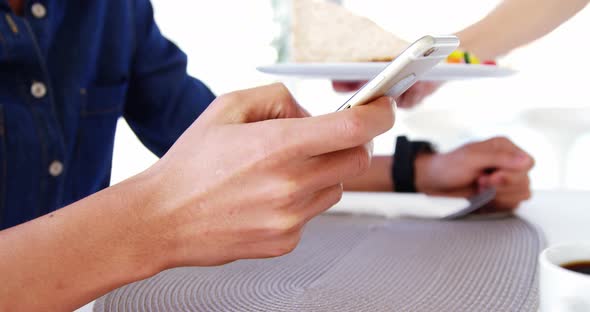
[124,0,216,157]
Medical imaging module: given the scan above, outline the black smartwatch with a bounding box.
[392,136,436,193]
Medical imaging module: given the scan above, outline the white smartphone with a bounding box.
[336,35,459,111]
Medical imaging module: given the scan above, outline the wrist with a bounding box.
[132,162,220,269]
[454,29,498,61]
[110,169,176,277]
[414,153,436,194]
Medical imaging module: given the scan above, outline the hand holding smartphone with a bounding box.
[337,35,460,111]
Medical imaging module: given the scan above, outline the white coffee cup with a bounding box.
[539,243,590,312]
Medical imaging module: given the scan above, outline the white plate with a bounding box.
[257,62,516,81]
[328,188,496,220]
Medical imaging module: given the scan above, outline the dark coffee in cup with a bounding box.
[562,261,590,275]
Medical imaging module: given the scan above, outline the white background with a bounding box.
[111,0,590,190]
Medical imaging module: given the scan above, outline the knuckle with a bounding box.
[270,214,300,234]
[217,91,241,105]
[283,244,297,255]
[315,185,344,213]
[267,235,300,257]
[341,111,366,141]
[493,136,511,144]
[276,178,303,204]
[329,184,344,206]
[351,146,371,174]
[270,216,296,236]
[284,235,301,254]
[271,82,290,96]
[266,246,287,258]
[489,136,511,150]
[270,83,297,108]
[268,245,293,257]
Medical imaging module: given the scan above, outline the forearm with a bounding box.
[456,0,588,59]
[344,156,393,192]
[0,173,164,311]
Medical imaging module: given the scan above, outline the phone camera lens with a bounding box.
[423,48,436,57]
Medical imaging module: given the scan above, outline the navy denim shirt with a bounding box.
[0,0,216,229]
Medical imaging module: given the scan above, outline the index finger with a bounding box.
[284,96,395,157]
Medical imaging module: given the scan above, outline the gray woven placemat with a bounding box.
[95,214,543,311]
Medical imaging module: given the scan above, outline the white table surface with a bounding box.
[515,190,590,245]
[76,190,589,312]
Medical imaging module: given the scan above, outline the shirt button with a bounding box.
[31,81,47,99]
[49,160,64,177]
[31,3,47,19]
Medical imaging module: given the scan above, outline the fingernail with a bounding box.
[387,96,397,109]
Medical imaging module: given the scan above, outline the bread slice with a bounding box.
[292,0,408,62]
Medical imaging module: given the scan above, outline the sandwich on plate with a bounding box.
[292,0,408,62]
